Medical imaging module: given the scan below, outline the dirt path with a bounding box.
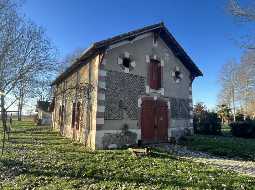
[157,144,255,177]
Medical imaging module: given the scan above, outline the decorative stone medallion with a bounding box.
[171,66,183,83]
[117,52,136,73]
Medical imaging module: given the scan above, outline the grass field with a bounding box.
[0,121,255,189]
[180,134,255,161]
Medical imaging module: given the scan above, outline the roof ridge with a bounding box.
[52,22,202,85]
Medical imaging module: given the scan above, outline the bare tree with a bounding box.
[59,48,84,73]
[228,0,255,49]
[238,50,255,117]
[0,0,57,154]
[228,0,255,22]
[218,60,239,121]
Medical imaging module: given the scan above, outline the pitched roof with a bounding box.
[52,22,202,85]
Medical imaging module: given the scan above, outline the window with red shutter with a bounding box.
[76,102,81,129]
[61,105,64,125]
[71,103,76,128]
[59,106,62,124]
[157,64,161,89]
[149,59,161,90]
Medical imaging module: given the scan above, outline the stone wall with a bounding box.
[52,55,100,149]
[170,97,191,119]
[101,125,137,149]
[105,70,146,120]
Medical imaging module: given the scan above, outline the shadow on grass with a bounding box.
[11,162,208,189]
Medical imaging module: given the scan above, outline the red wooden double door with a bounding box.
[141,98,168,142]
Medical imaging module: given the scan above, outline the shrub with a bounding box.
[235,112,245,122]
[230,120,255,138]
[194,111,221,135]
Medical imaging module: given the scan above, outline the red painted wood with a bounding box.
[156,101,168,141]
[141,99,155,141]
[149,59,161,90]
[141,99,168,142]
[157,65,161,89]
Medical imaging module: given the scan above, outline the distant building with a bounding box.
[36,101,52,125]
[51,23,202,149]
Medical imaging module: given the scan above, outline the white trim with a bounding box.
[98,82,106,89]
[145,85,150,93]
[160,59,164,67]
[97,106,105,112]
[124,52,130,58]
[167,101,171,110]
[99,70,107,77]
[147,87,165,95]
[160,88,164,96]
[96,118,104,125]
[124,67,129,73]
[145,55,150,63]
[130,61,136,67]
[98,93,105,100]
[117,57,123,65]
[138,98,142,108]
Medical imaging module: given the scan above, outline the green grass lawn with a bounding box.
[221,124,232,136]
[180,134,255,161]
[0,121,255,189]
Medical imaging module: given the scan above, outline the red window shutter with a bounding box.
[149,59,161,90]
[76,102,81,129]
[149,63,154,89]
[157,64,161,89]
[61,105,65,125]
[71,103,76,128]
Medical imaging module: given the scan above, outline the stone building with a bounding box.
[35,101,52,125]
[51,23,202,149]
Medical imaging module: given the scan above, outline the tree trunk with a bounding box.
[1,94,7,156]
[232,87,236,122]
[17,88,24,121]
[17,97,21,121]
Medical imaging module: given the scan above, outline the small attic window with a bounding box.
[123,57,131,68]
[117,52,135,73]
[171,66,183,83]
[175,71,181,79]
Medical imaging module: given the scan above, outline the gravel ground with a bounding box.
[155,144,255,177]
